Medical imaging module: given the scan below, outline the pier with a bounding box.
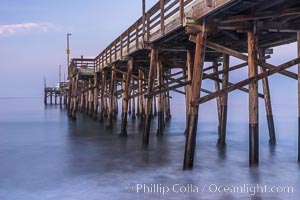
[44,82,68,106]
[63,0,300,170]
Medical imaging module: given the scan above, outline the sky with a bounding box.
[0,0,299,109]
[0,0,157,97]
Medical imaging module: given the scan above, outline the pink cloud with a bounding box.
[0,22,54,37]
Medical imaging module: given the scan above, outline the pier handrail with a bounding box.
[94,0,195,71]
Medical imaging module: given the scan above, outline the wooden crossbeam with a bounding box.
[191,57,300,106]
[145,81,191,98]
[193,38,298,80]
[204,62,248,79]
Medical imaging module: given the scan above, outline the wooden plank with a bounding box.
[191,57,300,106]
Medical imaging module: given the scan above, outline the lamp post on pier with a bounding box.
[66,33,72,69]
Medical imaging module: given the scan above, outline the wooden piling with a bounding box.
[107,65,116,128]
[259,49,276,144]
[165,69,171,121]
[44,91,47,105]
[59,90,62,106]
[55,92,57,105]
[142,47,157,149]
[184,50,193,135]
[157,61,164,135]
[213,61,222,139]
[99,71,105,123]
[248,30,259,166]
[93,73,98,120]
[88,79,93,116]
[120,58,133,136]
[67,82,72,117]
[218,54,229,145]
[131,79,136,120]
[50,91,53,105]
[138,69,145,126]
[183,31,206,170]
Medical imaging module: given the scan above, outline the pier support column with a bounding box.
[55,92,57,105]
[184,50,193,135]
[67,82,73,116]
[157,61,164,136]
[142,47,157,149]
[88,79,93,117]
[99,71,105,123]
[138,69,145,126]
[107,65,116,128]
[218,54,229,146]
[113,82,118,117]
[59,90,62,106]
[93,73,99,120]
[298,32,300,162]
[248,30,259,166]
[44,91,47,105]
[183,31,207,170]
[165,69,172,121]
[212,60,222,140]
[50,91,53,105]
[259,49,276,144]
[120,58,133,136]
[131,79,136,120]
[71,75,79,120]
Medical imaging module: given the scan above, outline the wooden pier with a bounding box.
[64,0,300,170]
[44,82,69,106]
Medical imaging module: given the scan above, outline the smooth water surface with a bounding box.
[0,98,299,200]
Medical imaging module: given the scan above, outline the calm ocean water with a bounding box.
[0,98,299,200]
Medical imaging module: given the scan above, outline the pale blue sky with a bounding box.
[0,0,298,109]
[0,0,157,97]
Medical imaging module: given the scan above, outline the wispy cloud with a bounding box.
[0,22,55,37]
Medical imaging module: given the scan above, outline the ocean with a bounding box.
[0,97,299,200]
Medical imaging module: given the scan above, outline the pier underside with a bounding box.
[66,0,300,169]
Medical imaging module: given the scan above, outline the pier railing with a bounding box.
[94,0,196,71]
[93,0,235,71]
[68,58,95,78]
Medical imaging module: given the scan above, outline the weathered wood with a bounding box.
[219,54,229,145]
[190,36,298,80]
[50,91,53,105]
[67,82,73,117]
[99,71,105,123]
[180,0,184,24]
[93,73,98,120]
[44,92,47,105]
[259,49,276,144]
[138,69,145,125]
[191,57,300,106]
[184,31,207,170]
[213,61,222,139]
[142,0,146,42]
[184,50,193,135]
[205,40,298,80]
[160,0,165,35]
[120,58,133,136]
[88,79,93,116]
[107,65,116,128]
[142,47,157,149]
[248,30,259,166]
[131,79,136,120]
[157,61,164,135]
[204,62,248,79]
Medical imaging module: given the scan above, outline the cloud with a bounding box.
[0,22,55,37]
